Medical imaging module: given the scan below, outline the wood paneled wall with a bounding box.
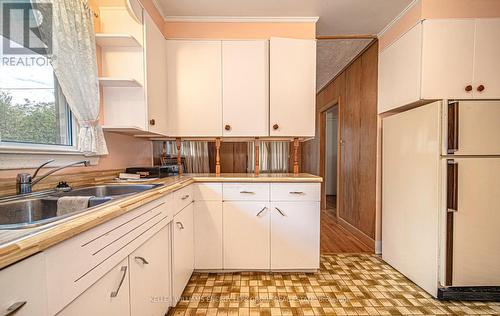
[301,41,378,248]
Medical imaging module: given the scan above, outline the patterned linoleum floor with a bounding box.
[168,254,500,316]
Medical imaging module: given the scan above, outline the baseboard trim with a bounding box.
[438,286,500,301]
[375,240,382,254]
[337,217,375,251]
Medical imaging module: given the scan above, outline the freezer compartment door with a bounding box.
[446,101,500,155]
[448,158,500,286]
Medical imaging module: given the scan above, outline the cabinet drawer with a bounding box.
[223,183,269,201]
[0,253,48,316]
[270,183,320,201]
[174,185,194,214]
[193,183,222,201]
[46,195,172,315]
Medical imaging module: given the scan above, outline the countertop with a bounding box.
[0,173,321,269]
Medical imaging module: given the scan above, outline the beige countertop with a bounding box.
[0,173,321,269]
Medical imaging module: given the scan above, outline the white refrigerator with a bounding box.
[382,100,500,298]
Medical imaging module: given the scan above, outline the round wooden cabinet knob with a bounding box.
[465,85,473,92]
[273,124,279,130]
[149,119,155,126]
[477,85,485,92]
[224,124,231,131]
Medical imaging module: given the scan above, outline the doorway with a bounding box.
[324,107,338,215]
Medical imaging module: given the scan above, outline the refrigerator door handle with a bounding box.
[447,159,458,213]
[447,101,459,154]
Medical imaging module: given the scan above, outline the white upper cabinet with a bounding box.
[99,8,168,135]
[222,40,269,137]
[378,18,500,113]
[166,40,223,137]
[270,37,316,137]
[473,19,500,99]
[421,19,476,100]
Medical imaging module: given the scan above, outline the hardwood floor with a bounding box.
[320,207,372,254]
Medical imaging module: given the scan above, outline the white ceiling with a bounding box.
[157,0,413,36]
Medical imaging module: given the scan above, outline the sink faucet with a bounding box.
[16,159,90,194]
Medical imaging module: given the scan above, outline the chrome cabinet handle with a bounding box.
[110,266,127,298]
[181,194,190,200]
[275,207,287,217]
[240,191,255,194]
[3,301,26,316]
[289,191,304,195]
[134,256,149,264]
[256,207,267,217]
[176,221,185,229]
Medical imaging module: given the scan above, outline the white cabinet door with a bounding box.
[223,202,270,269]
[222,40,269,136]
[172,203,194,304]
[194,201,223,269]
[57,258,130,316]
[451,158,500,286]
[0,253,47,316]
[166,40,222,136]
[129,225,170,316]
[378,23,422,114]
[421,19,475,99]
[270,37,316,137]
[144,11,168,135]
[270,202,320,269]
[473,18,500,99]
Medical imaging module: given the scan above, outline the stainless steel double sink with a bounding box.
[0,184,162,230]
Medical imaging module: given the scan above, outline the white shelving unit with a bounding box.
[98,77,142,87]
[95,33,141,47]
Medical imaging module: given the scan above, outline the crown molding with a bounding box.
[164,16,319,23]
[151,0,167,20]
[377,0,420,38]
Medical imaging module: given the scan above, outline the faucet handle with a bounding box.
[16,173,32,185]
[32,159,55,179]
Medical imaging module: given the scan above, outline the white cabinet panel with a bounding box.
[421,19,475,99]
[473,18,500,99]
[270,202,320,269]
[270,37,316,137]
[172,203,194,304]
[452,158,500,286]
[193,183,222,201]
[223,183,270,201]
[0,253,47,316]
[129,225,170,316]
[166,40,222,136]
[194,201,223,269]
[223,202,270,269]
[145,12,168,135]
[222,40,269,136]
[378,23,422,114]
[270,183,320,202]
[57,258,130,316]
[173,185,194,215]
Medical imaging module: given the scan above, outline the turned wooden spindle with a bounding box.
[215,138,221,176]
[176,138,182,175]
[293,138,299,175]
[255,138,260,176]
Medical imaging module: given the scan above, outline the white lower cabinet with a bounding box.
[223,201,270,269]
[57,257,130,316]
[194,200,223,269]
[270,202,320,269]
[172,203,195,305]
[129,225,170,316]
[0,253,47,316]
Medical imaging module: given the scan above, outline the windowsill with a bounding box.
[0,144,99,170]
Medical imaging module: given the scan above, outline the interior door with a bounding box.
[446,101,500,155]
[473,18,500,99]
[222,40,269,136]
[223,202,270,269]
[269,37,316,137]
[448,158,500,286]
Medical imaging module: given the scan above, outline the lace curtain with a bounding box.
[165,141,210,173]
[247,141,290,173]
[34,0,107,156]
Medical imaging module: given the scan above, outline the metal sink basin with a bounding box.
[0,184,162,230]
